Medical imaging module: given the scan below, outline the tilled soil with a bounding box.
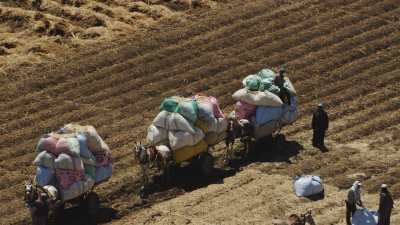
[0,0,399,224]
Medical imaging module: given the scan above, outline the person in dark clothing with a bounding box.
[30,193,49,225]
[311,103,329,148]
[274,67,291,105]
[378,184,394,225]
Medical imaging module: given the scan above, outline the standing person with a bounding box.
[274,67,291,105]
[346,181,363,225]
[311,103,329,149]
[378,184,394,225]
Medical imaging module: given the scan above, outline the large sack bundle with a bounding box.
[293,175,324,197]
[253,120,281,140]
[281,96,298,125]
[153,111,195,134]
[235,100,257,120]
[55,153,84,170]
[232,88,283,107]
[33,151,56,168]
[255,106,283,126]
[173,140,208,163]
[36,166,55,187]
[146,125,168,145]
[61,175,94,201]
[351,209,378,225]
[95,164,112,183]
[55,169,85,189]
[36,134,58,153]
[77,134,96,166]
[169,127,205,150]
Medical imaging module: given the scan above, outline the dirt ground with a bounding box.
[0,0,400,224]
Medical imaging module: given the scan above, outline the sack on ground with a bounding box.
[146,125,168,145]
[168,127,205,150]
[36,166,55,187]
[232,88,283,107]
[95,164,112,183]
[293,175,324,197]
[55,153,84,170]
[153,111,195,134]
[33,151,56,168]
[235,101,257,120]
[351,209,378,225]
[255,106,283,126]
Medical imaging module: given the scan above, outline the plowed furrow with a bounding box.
[0,0,320,102]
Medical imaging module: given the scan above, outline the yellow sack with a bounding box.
[173,140,207,163]
[195,119,209,133]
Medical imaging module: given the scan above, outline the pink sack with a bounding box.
[235,101,256,120]
[37,135,58,153]
[55,138,70,155]
[94,151,112,166]
[208,96,225,118]
[55,169,85,190]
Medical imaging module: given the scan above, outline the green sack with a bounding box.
[175,99,199,124]
[160,97,179,112]
[245,77,262,91]
[257,68,276,80]
[85,164,96,179]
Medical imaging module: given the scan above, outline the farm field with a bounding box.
[1,0,400,224]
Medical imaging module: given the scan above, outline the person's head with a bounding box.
[381,184,389,192]
[318,103,324,109]
[353,181,362,190]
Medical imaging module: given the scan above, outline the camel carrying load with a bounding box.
[134,95,228,196]
[224,67,298,160]
[231,68,298,139]
[25,123,112,223]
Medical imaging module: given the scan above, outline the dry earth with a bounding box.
[0,0,400,224]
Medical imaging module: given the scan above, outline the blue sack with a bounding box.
[36,166,55,187]
[255,106,283,126]
[95,164,112,183]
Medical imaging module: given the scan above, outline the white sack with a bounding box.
[293,175,324,197]
[153,111,195,134]
[232,88,283,107]
[168,128,205,150]
[146,125,168,145]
